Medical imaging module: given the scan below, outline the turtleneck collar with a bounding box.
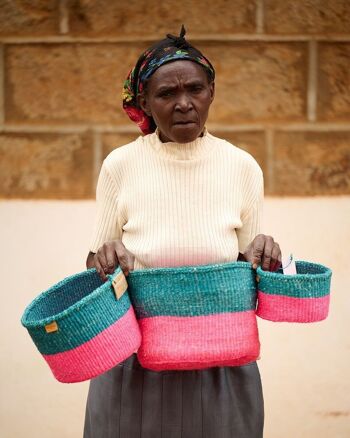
[146,127,214,161]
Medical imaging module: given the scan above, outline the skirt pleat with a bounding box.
[119,364,144,437]
[181,371,202,437]
[83,353,264,438]
[161,372,183,437]
[140,369,162,437]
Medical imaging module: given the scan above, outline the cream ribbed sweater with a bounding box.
[89,128,264,270]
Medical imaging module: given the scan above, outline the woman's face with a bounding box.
[138,60,215,143]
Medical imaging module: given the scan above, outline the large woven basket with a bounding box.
[126,261,260,371]
[256,261,332,322]
[21,267,141,383]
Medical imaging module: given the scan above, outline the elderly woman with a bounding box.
[84,26,281,438]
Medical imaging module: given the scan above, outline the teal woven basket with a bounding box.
[21,267,141,383]
[126,261,261,371]
[256,260,332,322]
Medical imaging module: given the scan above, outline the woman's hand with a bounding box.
[240,234,282,272]
[87,239,135,282]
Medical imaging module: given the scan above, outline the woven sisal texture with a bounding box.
[256,261,332,322]
[127,261,260,371]
[21,267,141,383]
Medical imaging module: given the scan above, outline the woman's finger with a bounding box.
[270,242,282,271]
[94,254,107,282]
[251,234,266,269]
[105,241,118,274]
[261,236,274,271]
[115,240,134,277]
[128,251,135,272]
[96,246,109,276]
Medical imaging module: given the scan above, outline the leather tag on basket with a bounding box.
[112,271,128,300]
[45,321,58,333]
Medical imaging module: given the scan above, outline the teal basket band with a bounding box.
[127,261,257,319]
[256,261,332,298]
[21,267,130,355]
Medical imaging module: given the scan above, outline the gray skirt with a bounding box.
[83,353,264,438]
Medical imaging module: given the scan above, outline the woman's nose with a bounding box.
[175,93,193,111]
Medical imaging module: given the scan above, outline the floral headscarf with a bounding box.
[122,25,215,135]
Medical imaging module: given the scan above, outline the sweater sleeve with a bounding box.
[236,161,264,254]
[89,160,124,253]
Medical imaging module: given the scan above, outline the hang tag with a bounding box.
[45,321,58,333]
[112,271,128,299]
[282,254,297,275]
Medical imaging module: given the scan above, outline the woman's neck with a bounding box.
[158,130,205,143]
[147,127,214,161]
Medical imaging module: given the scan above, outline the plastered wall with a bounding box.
[0,0,349,199]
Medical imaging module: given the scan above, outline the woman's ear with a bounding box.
[137,93,152,116]
[209,81,215,103]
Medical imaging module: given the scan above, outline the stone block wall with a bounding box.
[0,0,349,198]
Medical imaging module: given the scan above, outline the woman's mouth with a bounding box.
[173,121,196,126]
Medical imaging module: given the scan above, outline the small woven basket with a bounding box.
[126,261,260,371]
[256,261,332,322]
[21,267,141,383]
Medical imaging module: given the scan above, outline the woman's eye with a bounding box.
[191,86,204,93]
[158,90,174,97]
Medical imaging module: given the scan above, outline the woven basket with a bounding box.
[21,267,141,383]
[126,261,260,371]
[256,261,332,322]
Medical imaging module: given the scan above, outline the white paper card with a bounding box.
[282,254,297,275]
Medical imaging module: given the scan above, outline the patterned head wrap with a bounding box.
[122,25,215,135]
